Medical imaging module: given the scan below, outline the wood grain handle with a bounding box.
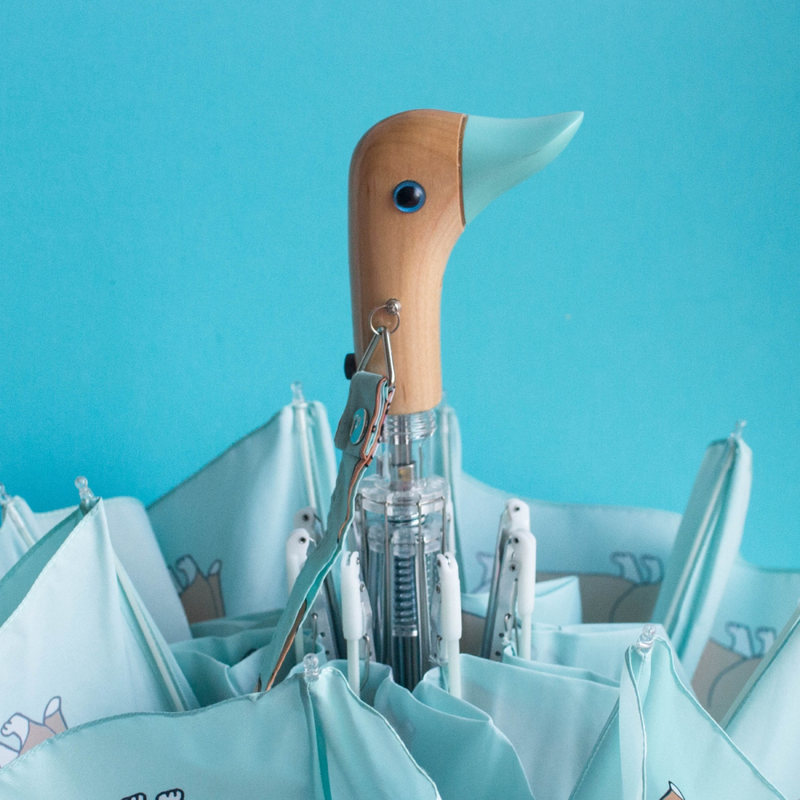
[349,110,467,415]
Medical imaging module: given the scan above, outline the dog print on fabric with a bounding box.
[534,550,665,624]
[0,697,67,766]
[169,555,225,623]
[693,622,777,720]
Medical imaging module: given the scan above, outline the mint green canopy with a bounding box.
[2,388,798,797]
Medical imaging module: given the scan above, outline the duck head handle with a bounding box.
[348,108,583,415]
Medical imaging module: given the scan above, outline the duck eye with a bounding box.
[393,181,426,213]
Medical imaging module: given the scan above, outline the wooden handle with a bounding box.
[349,110,466,415]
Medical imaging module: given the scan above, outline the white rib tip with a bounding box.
[437,553,463,641]
[341,551,365,642]
[505,498,531,533]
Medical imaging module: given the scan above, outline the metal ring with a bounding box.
[368,299,401,335]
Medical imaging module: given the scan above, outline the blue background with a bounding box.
[1,2,798,567]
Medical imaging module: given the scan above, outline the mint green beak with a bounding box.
[461,111,584,224]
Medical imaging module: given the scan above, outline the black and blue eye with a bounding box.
[393,180,426,213]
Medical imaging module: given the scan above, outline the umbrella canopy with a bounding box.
[0,488,190,643]
[692,555,800,721]
[570,634,783,800]
[0,663,438,800]
[724,601,800,798]
[326,658,534,800]
[0,500,196,770]
[652,425,752,675]
[148,387,336,622]
[502,622,672,684]
[424,653,619,800]
[436,402,682,618]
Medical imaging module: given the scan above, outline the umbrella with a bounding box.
[2,105,792,800]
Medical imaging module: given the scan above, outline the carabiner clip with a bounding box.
[356,299,399,387]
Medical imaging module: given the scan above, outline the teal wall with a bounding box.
[2,2,798,567]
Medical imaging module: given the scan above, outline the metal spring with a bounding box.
[393,555,418,630]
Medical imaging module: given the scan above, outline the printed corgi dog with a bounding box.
[692,621,778,721]
[122,789,184,799]
[0,697,67,765]
[536,550,665,624]
[659,782,685,799]
[170,555,225,623]
[0,743,16,769]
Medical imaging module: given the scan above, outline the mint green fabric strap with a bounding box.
[260,371,392,690]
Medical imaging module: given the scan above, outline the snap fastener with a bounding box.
[350,408,368,445]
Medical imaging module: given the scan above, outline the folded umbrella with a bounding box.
[3,99,789,800]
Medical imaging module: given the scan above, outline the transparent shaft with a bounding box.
[355,411,448,689]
